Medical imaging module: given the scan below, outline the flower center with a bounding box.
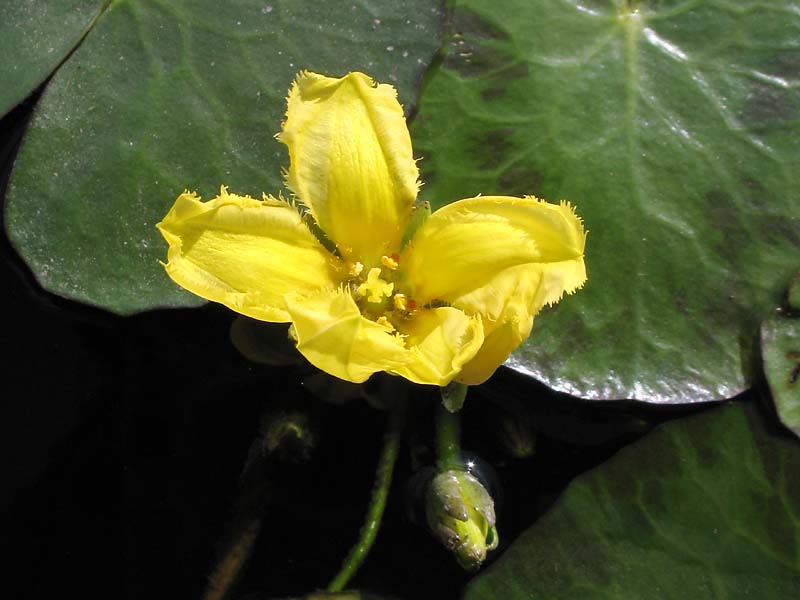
[357,268,394,304]
[348,254,417,330]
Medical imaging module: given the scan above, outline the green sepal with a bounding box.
[401,200,431,249]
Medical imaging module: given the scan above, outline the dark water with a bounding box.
[0,93,710,600]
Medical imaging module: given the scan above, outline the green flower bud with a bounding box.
[425,469,499,570]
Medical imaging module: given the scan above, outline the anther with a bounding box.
[393,294,408,311]
[349,261,364,277]
[381,254,399,270]
[375,316,395,331]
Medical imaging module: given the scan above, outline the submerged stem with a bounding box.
[203,388,315,600]
[327,400,404,592]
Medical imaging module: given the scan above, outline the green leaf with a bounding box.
[464,402,800,600]
[411,1,800,402]
[789,272,800,312]
[5,0,443,314]
[762,314,800,436]
[762,271,800,436]
[0,0,105,117]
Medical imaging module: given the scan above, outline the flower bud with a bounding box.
[262,409,316,463]
[425,469,499,570]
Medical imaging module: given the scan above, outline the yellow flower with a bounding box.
[157,71,586,386]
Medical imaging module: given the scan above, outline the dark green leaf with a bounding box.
[789,272,800,311]
[411,1,800,402]
[0,0,104,117]
[5,0,443,314]
[762,271,800,436]
[464,402,800,600]
[762,314,800,436]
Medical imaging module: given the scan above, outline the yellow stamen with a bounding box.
[375,316,395,331]
[381,254,399,270]
[357,267,394,303]
[393,293,408,311]
[349,261,364,277]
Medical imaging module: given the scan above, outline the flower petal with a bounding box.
[286,287,411,383]
[457,310,533,385]
[399,196,587,382]
[279,71,419,265]
[157,188,343,322]
[391,307,484,386]
[401,196,586,311]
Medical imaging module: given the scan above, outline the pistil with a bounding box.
[357,268,394,303]
[349,256,417,328]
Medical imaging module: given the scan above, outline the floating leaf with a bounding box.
[5,0,443,314]
[411,0,800,402]
[762,315,800,436]
[762,271,800,436]
[789,272,800,311]
[0,0,104,117]
[464,402,800,599]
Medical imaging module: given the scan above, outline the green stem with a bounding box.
[435,402,462,471]
[327,402,404,592]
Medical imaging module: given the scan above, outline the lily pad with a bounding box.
[0,0,104,117]
[4,0,443,314]
[464,402,800,600]
[762,272,800,436]
[411,1,800,402]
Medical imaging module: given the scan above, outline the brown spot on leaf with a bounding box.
[704,188,748,262]
[741,52,800,130]
[499,163,544,196]
[787,350,800,385]
[695,443,721,470]
[442,8,516,79]
[471,129,514,169]
[673,289,690,315]
[771,50,800,80]
[448,7,509,42]
[481,86,506,101]
[742,83,800,129]
[743,178,763,191]
[479,62,530,100]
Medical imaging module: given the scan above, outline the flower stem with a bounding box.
[327,400,404,592]
[436,401,462,471]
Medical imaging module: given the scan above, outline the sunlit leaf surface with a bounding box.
[412,0,800,402]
